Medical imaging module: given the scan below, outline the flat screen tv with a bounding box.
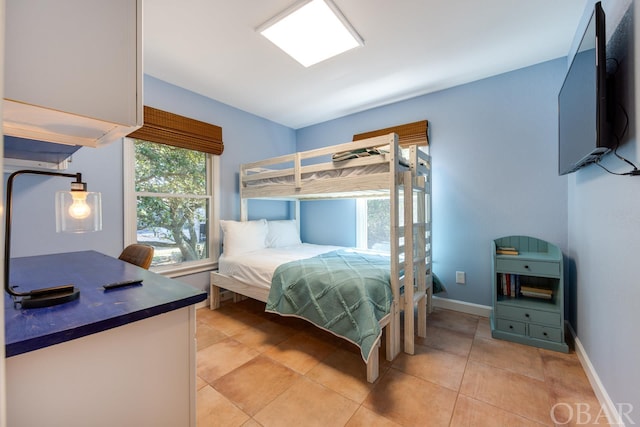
[558,1,612,175]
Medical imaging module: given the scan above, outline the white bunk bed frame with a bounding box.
[210,132,432,383]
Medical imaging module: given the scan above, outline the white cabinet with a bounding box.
[3,0,142,147]
[7,307,197,427]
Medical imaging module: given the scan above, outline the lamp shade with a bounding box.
[55,190,102,233]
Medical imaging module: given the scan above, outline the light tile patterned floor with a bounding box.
[196,300,608,426]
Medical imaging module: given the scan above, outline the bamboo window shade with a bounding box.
[128,106,224,155]
[352,120,429,147]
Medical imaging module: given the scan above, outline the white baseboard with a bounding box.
[567,323,624,426]
[432,295,492,317]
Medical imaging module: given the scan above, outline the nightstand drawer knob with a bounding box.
[525,313,530,318]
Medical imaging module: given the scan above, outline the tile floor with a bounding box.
[196,300,608,426]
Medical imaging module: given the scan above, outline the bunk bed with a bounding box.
[210,123,432,383]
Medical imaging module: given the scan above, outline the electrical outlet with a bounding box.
[456,271,465,284]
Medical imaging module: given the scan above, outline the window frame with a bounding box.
[123,137,221,277]
[355,199,368,249]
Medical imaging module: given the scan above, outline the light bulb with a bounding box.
[68,191,91,219]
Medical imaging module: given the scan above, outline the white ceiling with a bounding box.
[144,0,586,129]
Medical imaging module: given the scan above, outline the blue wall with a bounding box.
[300,200,357,247]
[296,58,569,307]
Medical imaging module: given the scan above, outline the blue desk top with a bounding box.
[4,250,207,357]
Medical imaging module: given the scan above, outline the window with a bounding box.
[354,120,429,254]
[124,107,223,275]
[356,198,391,252]
[357,193,421,254]
[124,139,220,274]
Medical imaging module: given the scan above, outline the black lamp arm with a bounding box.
[4,169,82,298]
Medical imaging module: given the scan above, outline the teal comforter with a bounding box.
[265,250,392,362]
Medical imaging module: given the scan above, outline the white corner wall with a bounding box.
[567,0,639,424]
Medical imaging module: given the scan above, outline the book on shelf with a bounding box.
[497,274,554,300]
[499,273,521,297]
[520,285,552,295]
[496,246,519,255]
[521,290,553,300]
[520,285,553,299]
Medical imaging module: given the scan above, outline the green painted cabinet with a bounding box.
[491,236,568,352]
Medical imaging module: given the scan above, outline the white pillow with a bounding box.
[266,220,302,248]
[220,219,268,256]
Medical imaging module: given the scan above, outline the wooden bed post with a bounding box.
[416,173,428,338]
[426,155,434,314]
[388,134,401,361]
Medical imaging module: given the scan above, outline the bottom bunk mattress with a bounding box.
[218,244,343,289]
[218,244,393,363]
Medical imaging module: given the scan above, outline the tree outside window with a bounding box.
[358,193,415,253]
[357,198,392,252]
[366,198,390,252]
[133,140,211,267]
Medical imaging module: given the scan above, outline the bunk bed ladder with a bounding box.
[424,153,433,315]
[414,173,429,338]
[402,169,415,355]
[402,147,431,355]
[410,145,432,317]
[400,171,420,355]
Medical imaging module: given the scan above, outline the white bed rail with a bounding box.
[241,133,397,175]
[239,133,423,200]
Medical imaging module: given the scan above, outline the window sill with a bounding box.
[151,261,218,278]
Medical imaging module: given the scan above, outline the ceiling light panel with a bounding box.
[258,0,363,67]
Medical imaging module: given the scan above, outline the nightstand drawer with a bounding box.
[496,305,561,326]
[495,318,526,335]
[496,258,559,277]
[529,324,562,342]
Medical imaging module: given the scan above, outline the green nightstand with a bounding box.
[491,236,569,352]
